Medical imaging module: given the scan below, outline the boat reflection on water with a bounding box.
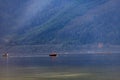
[49,52,58,61]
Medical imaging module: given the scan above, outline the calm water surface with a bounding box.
[0,53,120,80]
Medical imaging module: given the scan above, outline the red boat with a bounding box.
[49,53,57,57]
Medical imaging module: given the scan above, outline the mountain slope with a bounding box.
[0,0,28,44]
[0,0,120,45]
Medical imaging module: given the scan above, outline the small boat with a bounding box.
[49,53,57,57]
[2,53,8,57]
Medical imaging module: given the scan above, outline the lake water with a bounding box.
[0,53,120,80]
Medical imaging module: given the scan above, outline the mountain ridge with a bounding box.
[0,0,120,45]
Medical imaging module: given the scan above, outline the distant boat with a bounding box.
[2,53,8,57]
[49,52,57,57]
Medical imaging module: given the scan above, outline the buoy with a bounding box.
[2,53,8,57]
